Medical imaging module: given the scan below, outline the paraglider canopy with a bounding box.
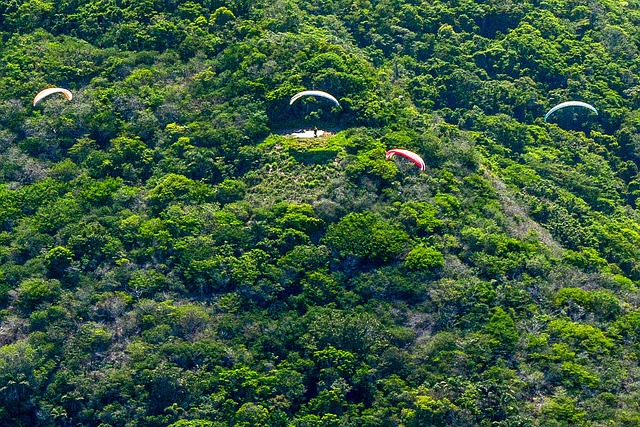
[386,149,426,171]
[544,101,598,122]
[290,90,340,108]
[33,87,73,106]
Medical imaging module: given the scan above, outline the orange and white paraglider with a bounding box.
[33,87,73,106]
[386,149,426,171]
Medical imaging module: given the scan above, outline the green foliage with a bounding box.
[169,420,223,427]
[16,278,61,311]
[147,173,214,212]
[44,246,73,279]
[399,201,443,235]
[548,319,614,357]
[1,0,640,425]
[484,307,519,354]
[323,212,409,262]
[404,245,444,271]
[539,394,587,427]
[404,389,454,427]
[212,179,247,205]
[554,287,622,320]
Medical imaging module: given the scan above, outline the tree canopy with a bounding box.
[2,0,640,426]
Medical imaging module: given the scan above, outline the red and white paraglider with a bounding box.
[386,149,426,171]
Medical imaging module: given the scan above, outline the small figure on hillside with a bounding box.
[314,126,318,137]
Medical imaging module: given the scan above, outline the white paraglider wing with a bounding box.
[290,90,340,107]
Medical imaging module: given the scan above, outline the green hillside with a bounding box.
[2,0,640,425]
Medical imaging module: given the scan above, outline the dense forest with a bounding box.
[2,0,640,425]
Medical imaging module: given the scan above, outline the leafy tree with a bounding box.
[3,0,640,425]
[323,212,409,262]
[404,245,444,271]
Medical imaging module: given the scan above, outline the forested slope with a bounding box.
[2,0,640,426]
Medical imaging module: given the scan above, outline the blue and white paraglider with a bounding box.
[544,101,598,122]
